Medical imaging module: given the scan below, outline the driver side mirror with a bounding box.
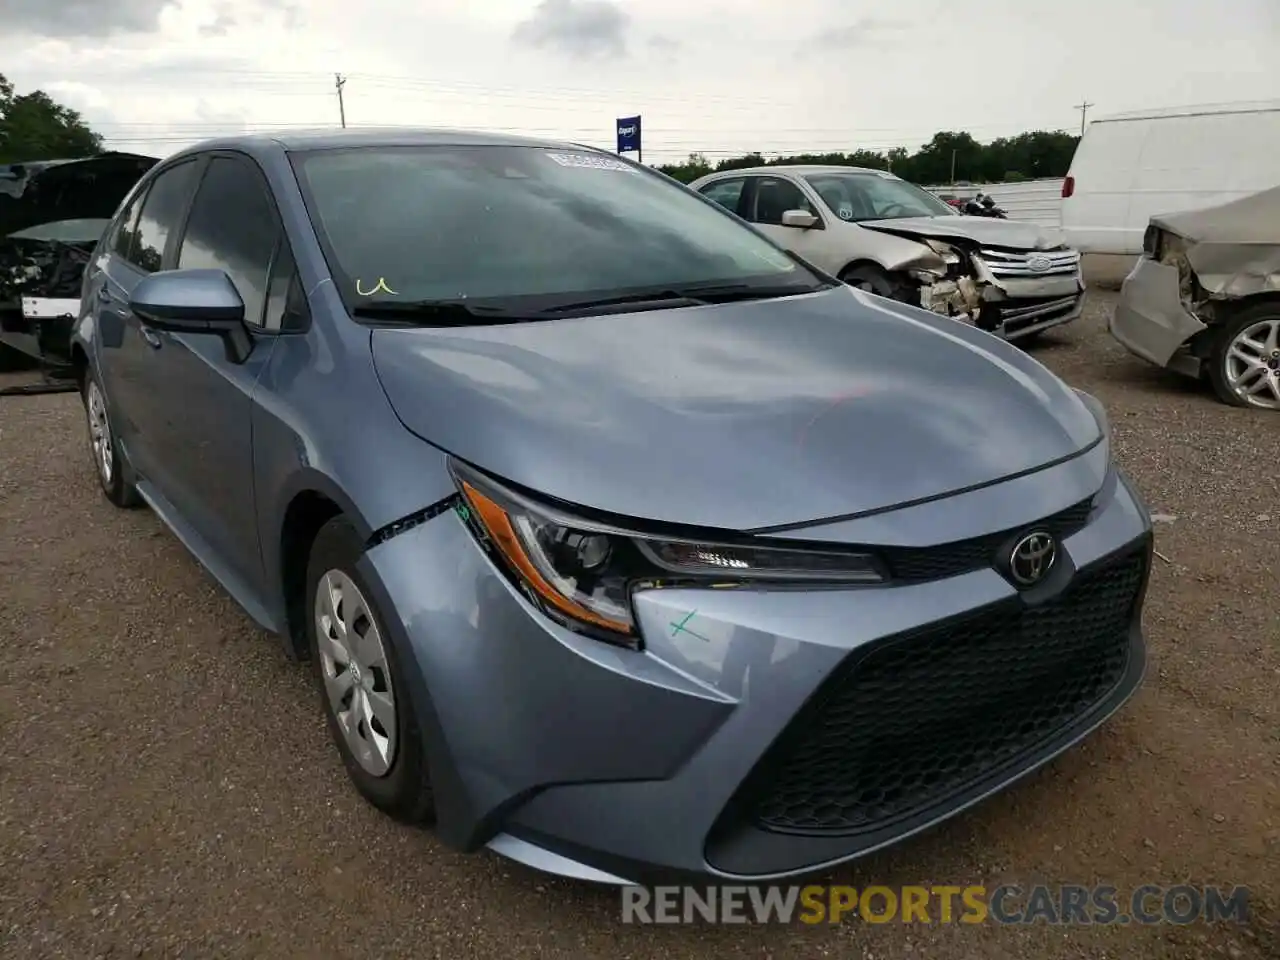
[781,209,819,229]
[129,268,253,364]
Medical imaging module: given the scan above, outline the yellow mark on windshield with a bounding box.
[356,277,398,296]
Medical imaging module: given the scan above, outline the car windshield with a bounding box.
[6,218,112,244]
[803,171,957,222]
[290,144,827,319]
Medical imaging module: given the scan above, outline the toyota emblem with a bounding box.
[1008,531,1056,586]
[1027,255,1052,272]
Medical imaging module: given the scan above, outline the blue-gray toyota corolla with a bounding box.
[73,129,1153,885]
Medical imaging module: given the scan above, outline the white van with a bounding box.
[1060,101,1280,255]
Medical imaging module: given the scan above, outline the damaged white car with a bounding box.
[689,164,1085,343]
[1110,184,1280,412]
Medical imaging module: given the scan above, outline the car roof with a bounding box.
[701,164,890,178]
[1095,99,1280,124]
[163,127,595,160]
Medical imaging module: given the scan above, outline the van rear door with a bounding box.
[1060,119,1148,254]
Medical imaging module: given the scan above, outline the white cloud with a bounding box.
[1,0,1277,164]
[512,0,630,60]
[4,0,172,37]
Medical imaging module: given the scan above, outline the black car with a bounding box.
[0,152,158,374]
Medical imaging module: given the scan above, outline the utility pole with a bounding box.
[335,73,347,129]
[949,148,956,185]
[1074,99,1094,137]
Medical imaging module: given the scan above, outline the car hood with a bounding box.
[0,152,158,240]
[370,286,1101,531]
[859,216,1071,251]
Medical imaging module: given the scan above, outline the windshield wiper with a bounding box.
[535,290,710,316]
[539,281,831,316]
[669,282,831,303]
[350,299,535,325]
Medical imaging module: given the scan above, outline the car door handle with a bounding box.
[140,326,162,349]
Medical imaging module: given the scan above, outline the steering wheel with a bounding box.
[875,202,912,218]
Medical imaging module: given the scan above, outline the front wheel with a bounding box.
[1207,304,1280,411]
[306,516,436,823]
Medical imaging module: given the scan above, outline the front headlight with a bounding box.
[451,461,884,648]
[908,239,962,282]
[924,238,962,265]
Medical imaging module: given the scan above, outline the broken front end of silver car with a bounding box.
[901,238,1085,341]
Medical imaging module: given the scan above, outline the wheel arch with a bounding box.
[837,258,893,282]
[70,342,90,391]
[273,472,376,660]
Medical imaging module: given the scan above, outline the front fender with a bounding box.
[251,329,459,640]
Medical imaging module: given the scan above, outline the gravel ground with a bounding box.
[0,289,1276,960]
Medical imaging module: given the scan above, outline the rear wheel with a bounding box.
[82,370,142,508]
[306,517,435,823]
[1207,304,1280,411]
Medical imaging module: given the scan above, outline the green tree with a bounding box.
[656,129,1080,186]
[0,73,103,163]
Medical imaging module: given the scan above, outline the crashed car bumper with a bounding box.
[1110,257,1207,379]
[919,269,1085,340]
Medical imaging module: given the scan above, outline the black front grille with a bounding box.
[749,547,1147,836]
[882,497,1094,583]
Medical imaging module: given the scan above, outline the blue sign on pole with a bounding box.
[616,116,642,158]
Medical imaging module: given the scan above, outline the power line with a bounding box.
[75,64,1082,131]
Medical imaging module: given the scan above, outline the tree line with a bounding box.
[0,74,102,163]
[655,129,1081,186]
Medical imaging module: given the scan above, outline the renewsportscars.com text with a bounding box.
[620,884,1250,926]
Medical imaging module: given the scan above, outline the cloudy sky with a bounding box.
[3,0,1278,165]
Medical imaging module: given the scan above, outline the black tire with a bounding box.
[81,367,142,508]
[1206,302,1280,410]
[305,516,436,824]
[840,264,900,299]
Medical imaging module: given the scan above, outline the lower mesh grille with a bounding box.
[750,548,1147,836]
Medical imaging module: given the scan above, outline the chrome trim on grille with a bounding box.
[1000,295,1082,322]
[977,248,1081,278]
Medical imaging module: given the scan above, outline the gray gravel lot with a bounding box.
[0,289,1276,959]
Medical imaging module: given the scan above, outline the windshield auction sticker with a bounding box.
[545,152,634,171]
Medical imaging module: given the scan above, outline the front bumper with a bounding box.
[360,449,1152,885]
[976,259,1086,341]
[919,262,1086,341]
[1110,256,1207,379]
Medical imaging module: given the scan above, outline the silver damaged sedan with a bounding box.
[71,130,1154,886]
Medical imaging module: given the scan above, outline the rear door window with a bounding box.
[698,177,747,215]
[130,160,200,273]
[107,187,147,262]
